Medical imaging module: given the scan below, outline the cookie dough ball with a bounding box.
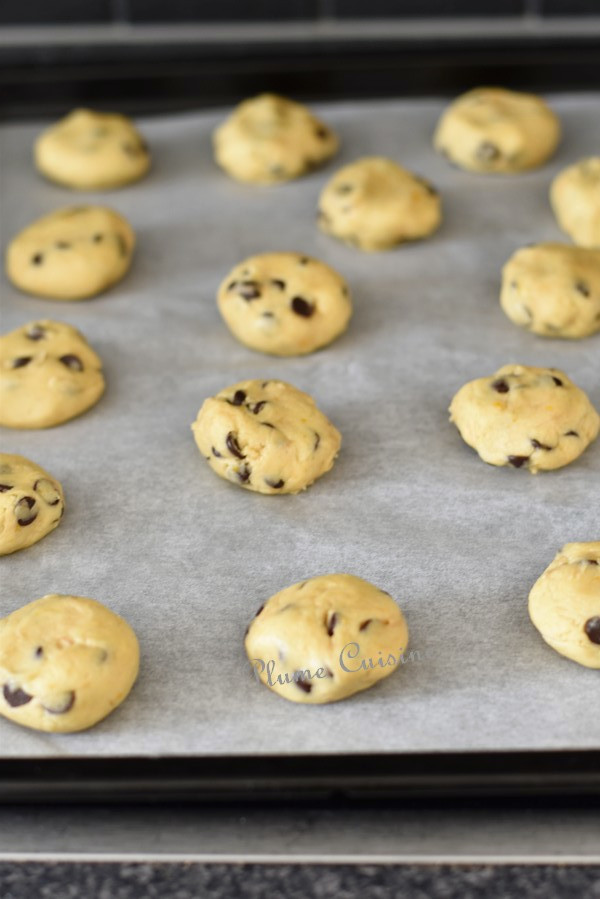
[35,109,150,190]
[0,594,139,733]
[213,93,338,184]
[192,379,341,495]
[0,455,64,556]
[318,157,441,252]
[0,320,105,429]
[434,87,560,174]
[529,543,600,669]
[5,205,135,301]
[449,364,599,472]
[551,157,600,248]
[500,243,600,339]
[245,574,409,704]
[217,252,352,356]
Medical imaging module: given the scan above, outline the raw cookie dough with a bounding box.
[35,108,150,190]
[5,205,135,300]
[217,252,352,356]
[0,454,64,556]
[245,573,409,704]
[213,93,338,184]
[500,242,600,339]
[529,543,600,669]
[318,157,441,252]
[433,87,560,173]
[0,594,139,733]
[449,364,600,472]
[551,157,600,248]
[0,319,105,429]
[192,379,341,495]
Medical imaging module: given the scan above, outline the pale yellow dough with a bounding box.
[217,252,352,356]
[213,93,338,184]
[551,157,600,248]
[0,319,105,429]
[318,156,441,252]
[5,206,135,301]
[500,243,600,339]
[449,364,599,472]
[192,379,341,495]
[0,594,139,733]
[0,454,64,555]
[529,543,600,669]
[35,108,150,190]
[434,87,560,173]
[245,574,409,704]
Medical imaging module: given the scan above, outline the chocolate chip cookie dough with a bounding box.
[529,543,600,669]
[434,87,560,174]
[0,320,105,429]
[0,594,139,733]
[35,109,150,190]
[192,379,341,494]
[217,253,352,356]
[245,574,409,704]
[449,365,599,472]
[0,455,64,556]
[551,157,600,248]
[213,93,338,184]
[318,157,441,251]
[500,243,600,339]
[5,206,135,301]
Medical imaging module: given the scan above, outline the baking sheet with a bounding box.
[0,95,598,759]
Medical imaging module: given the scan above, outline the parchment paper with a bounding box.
[0,95,598,758]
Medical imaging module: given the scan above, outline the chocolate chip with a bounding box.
[34,646,43,658]
[226,432,245,459]
[265,478,284,489]
[565,430,579,437]
[92,233,104,243]
[294,674,312,693]
[584,617,600,645]
[59,354,83,371]
[476,141,500,162]
[55,241,70,249]
[315,126,329,139]
[116,234,128,257]
[237,463,251,483]
[238,281,261,301]
[270,279,286,290]
[26,324,45,340]
[43,691,75,715]
[325,667,334,678]
[211,446,223,458]
[508,455,529,468]
[249,401,266,415]
[575,281,590,297]
[262,311,275,319]
[12,356,32,369]
[587,560,599,566]
[314,432,321,451]
[31,253,43,265]
[15,496,37,526]
[228,390,246,406]
[326,613,337,637]
[0,484,12,493]
[3,684,33,707]
[359,619,372,631]
[552,376,563,387]
[227,281,238,291]
[291,297,315,317]
[531,439,552,451]
[492,379,509,393]
[34,478,61,506]
[336,183,353,195]
[255,604,265,618]
[298,257,309,266]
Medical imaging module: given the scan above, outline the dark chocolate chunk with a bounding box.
[0,484,12,493]
[476,141,500,162]
[508,455,529,468]
[326,613,337,637]
[575,281,590,297]
[584,617,600,645]
[359,619,372,631]
[249,401,266,415]
[237,463,251,483]
[43,691,75,714]
[211,446,223,458]
[265,478,284,489]
[291,296,315,317]
[26,324,45,340]
[492,379,509,394]
[31,253,43,265]
[59,354,83,372]
[228,390,246,406]
[237,281,261,301]
[3,684,33,707]
[294,674,312,693]
[552,376,563,387]
[226,432,245,459]
[12,356,32,369]
[15,496,37,526]
[531,439,552,451]
[270,279,286,290]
